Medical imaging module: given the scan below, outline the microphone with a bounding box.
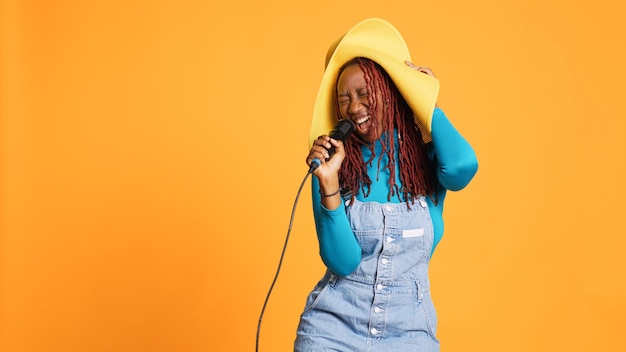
[309,119,356,172]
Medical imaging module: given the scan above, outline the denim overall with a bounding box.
[294,197,440,352]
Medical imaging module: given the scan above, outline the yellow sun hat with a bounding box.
[309,18,440,147]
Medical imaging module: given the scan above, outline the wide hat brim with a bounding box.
[309,18,439,147]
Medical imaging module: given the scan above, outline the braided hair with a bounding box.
[338,57,438,206]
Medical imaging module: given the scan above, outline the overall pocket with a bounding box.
[302,274,336,314]
[416,281,440,343]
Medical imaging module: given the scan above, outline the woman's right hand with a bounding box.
[306,135,345,178]
[307,135,345,210]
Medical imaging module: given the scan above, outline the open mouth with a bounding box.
[354,115,371,132]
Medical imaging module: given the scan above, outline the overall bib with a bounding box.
[295,197,440,352]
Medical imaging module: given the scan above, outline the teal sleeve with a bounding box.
[311,176,362,276]
[427,108,478,254]
[431,108,478,191]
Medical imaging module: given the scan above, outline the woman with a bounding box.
[295,19,478,351]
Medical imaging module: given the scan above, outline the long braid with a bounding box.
[337,58,438,205]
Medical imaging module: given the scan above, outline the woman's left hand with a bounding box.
[404,61,437,78]
[405,61,438,107]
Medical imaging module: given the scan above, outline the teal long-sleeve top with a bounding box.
[311,108,478,276]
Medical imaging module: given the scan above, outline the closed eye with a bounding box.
[338,88,369,105]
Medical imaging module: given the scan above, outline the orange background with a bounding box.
[2,0,625,351]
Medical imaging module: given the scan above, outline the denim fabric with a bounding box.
[295,197,440,351]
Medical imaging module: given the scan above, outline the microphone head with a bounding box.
[328,119,356,142]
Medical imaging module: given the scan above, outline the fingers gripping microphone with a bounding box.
[326,119,356,158]
[309,119,356,172]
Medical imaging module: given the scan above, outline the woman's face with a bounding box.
[336,63,384,143]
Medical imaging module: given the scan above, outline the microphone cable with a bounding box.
[255,166,315,352]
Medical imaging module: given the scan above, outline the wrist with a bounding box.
[316,176,341,210]
[320,188,340,197]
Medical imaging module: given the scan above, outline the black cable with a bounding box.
[255,168,314,352]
